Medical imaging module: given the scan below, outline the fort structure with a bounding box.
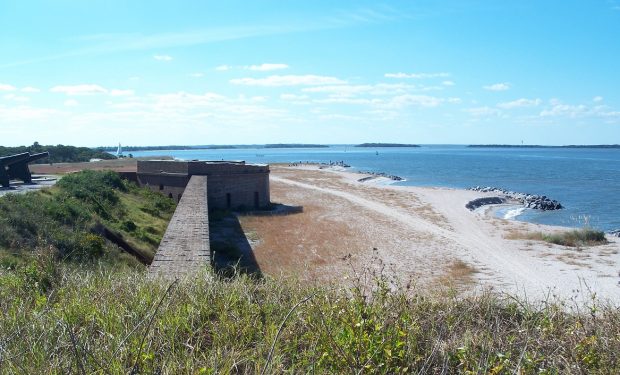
[137,159,270,278]
[136,160,270,210]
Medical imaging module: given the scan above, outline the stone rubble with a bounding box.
[468,186,563,211]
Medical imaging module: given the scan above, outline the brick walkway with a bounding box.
[149,175,210,279]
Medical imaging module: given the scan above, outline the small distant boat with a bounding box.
[376,151,379,156]
[116,143,123,157]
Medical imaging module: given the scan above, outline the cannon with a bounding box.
[0,152,49,187]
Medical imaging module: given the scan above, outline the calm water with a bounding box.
[130,146,620,231]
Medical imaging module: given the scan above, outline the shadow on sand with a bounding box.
[209,204,303,278]
[210,212,260,277]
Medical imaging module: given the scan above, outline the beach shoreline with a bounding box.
[240,164,620,303]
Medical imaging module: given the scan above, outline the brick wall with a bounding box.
[149,175,210,278]
[136,160,270,208]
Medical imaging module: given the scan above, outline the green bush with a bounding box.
[543,228,608,247]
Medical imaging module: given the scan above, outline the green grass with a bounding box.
[0,170,175,267]
[512,228,608,248]
[0,259,619,374]
[542,228,608,247]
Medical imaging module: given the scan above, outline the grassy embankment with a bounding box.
[1,171,619,373]
[0,170,175,269]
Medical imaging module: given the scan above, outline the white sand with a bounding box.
[270,165,620,303]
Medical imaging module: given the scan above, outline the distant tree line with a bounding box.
[0,142,116,164]
[97,144,329,151]
[355,143,420,148]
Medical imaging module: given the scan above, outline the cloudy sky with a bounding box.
[1,0,619,146]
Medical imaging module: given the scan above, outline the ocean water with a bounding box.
[129,146,620,232]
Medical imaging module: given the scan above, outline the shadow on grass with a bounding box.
[209,211,262,278]
[209,204,304,278]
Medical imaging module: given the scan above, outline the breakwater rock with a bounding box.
[609,230,620,238]
[358,171,404,181]
[466,197,506,210]
[468,186,563,211]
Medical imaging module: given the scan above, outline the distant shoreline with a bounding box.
[355,143,420,148]
[468,144,620,149]
[98,144,330,152]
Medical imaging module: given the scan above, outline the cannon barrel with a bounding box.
[0,152,31,166]
[27,152,49,163]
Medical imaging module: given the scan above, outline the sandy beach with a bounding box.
[238,164,620,303]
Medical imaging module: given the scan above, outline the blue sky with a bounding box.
[1,0,619,146]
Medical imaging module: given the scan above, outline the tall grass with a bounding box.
[508,228,608,248]
[0,259,618,373]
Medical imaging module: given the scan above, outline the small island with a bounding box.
[355,143,420,148]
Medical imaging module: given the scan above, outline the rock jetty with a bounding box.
[465,197,506,210]
[468,186,563,211]
[358,171,404,181]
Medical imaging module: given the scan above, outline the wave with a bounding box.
[503,207,526,220]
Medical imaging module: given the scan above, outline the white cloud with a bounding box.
[384,94,443,108]
[315,97,379,105]
[540,104,589,118]
[215,65,232,71]
[465,106,502,117]
[3,94,29,102]
[0,83,16,91]
[64,99,79,107]
[483,83,510,91]
[442,80,455,86]
[189,73,204,78]
[230,75,346,86]
[0,105,65,122]
[110,89,135,97]
[318,114,362,121]
[21,86,40,93]
[537,99,620,121]
[593,96,604,102]
[280,94,309,100]
[497,98,542,109]
[51,84,108,96]
[153,54,173,61]
[248,63,289,71]
[384,72,450,79]
[303,83,414,97]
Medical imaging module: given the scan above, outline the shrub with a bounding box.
[543,228,607,247]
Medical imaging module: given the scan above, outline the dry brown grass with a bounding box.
[238,184,367,281]
[436,259,479,288]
